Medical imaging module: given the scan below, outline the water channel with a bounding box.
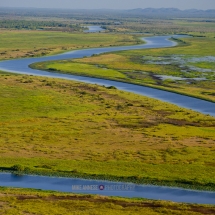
[0,30,214,204]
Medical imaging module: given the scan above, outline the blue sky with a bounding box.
[0,0,214,10]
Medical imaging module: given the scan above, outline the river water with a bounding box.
[0,173,215,205]
[0,33,215,204]
[0,35,214,116]
[84,26,105,33]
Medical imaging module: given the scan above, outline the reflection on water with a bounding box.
[84,26,105,33]
[143,55,215,80]
[11,173,25,181]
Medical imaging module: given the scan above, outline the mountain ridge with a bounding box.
[126,8,215,18]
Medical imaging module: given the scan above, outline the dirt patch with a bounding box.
[189,206,215,215]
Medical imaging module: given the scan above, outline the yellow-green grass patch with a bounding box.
[1,188,214,215]
[0,72,215,189]
[0,30,138,60]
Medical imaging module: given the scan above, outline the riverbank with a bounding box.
[1,187,214,215]
[0,72,214,195]
[30,61,215,104]
[31,36,215,103]
[0,35,215,203]
[1,36,215,116]
[0,29,139,61]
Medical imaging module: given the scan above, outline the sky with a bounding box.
[0,0,215,10]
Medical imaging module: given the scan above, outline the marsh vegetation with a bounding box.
[0,7,215,213]
[1,188,215,215]
[0,31,138,60]
[33,36,215,102]
[0,71,215,190]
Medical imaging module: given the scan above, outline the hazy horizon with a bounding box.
[0,0,215,10]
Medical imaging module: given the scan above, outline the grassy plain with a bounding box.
[0,30,139,60]
[33,36,215,102]
[104,18,215,36]
[1,12,215,213]
[0,71,215,190]
[1,188,215,215]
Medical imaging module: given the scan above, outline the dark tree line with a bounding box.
[0,20,82,31]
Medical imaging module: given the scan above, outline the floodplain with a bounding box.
[0,8,215,214]
[33,36,215,102]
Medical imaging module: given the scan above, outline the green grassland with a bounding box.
[32,36,215,102]
[1,188,215,215]
[1,14,215,212]
[0,30,139,60]
[0,71,215,190]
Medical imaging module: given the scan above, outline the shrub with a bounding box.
[48,68,57,71]
[106,86,117,90]
[11,164,25,172]
[24,167,31,172]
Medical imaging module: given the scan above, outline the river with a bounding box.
[0,35,214,116]
[0,172,215,205]
[0,32,214,204]
[84,25,105,33]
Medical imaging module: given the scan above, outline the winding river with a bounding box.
[0,31,215,204]
[0,35,214,116]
